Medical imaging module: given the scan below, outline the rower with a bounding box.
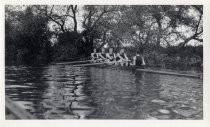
[131,51,146,67]
[106,48,116,64]
[116,48,129,66]
[98,48,107,62]
[91,48,98,63]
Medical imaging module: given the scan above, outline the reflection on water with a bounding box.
[5,65,203,119]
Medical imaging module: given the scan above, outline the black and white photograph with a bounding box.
[3,4,205,121]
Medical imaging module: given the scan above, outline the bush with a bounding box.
[134,45,202,70]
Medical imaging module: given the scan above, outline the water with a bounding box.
[5,65,203,119]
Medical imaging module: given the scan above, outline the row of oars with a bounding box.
[55,60,93,65]
[55,59,131,67]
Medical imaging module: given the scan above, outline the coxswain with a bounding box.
[91,48,99,62]
[116,48,129,66]
[98,48,107,62]
[131,51,146,67]
[106,48,116,64]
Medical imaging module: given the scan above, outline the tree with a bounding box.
[40,5,79,33]
[82,5,118,51]
[178,5,203,47]
[5,5,203,66]
[5,5,52,65]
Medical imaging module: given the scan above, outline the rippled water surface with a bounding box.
[5,65,203,119]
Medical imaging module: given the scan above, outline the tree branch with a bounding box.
[195,12,203,35]
[193,38,203,42]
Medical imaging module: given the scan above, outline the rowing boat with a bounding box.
[84,63,144,70]
[98,65,202,78]
[72,63,201,79]
[54,60,202,79]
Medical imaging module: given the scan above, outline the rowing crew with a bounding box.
[91,47,145,66]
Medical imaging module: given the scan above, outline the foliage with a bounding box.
[5,6,53,65]
[142,45,202,69]
[52,31,80,61]
[5,5,203,70]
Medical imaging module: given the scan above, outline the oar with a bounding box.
[73,60,131,67]
[55,60,92,65]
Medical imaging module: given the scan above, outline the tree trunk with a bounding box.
[156,21,162,47]
[71,5,78,32]
[73,19,77,32]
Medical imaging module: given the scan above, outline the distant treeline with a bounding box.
[125,45,202,70]
[5,5,203,69]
